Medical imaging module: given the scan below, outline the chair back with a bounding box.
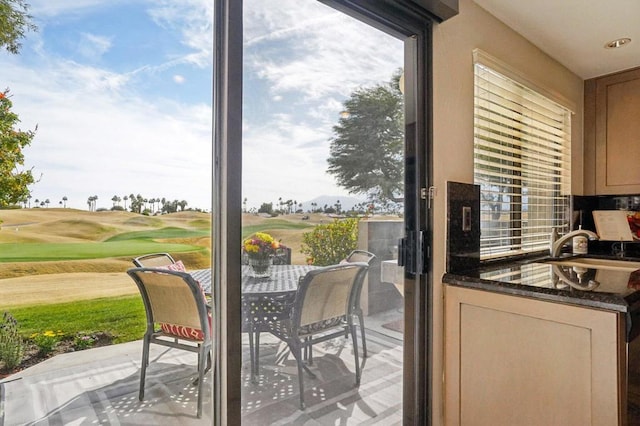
[127,267,211,342]
[293,263,368,328]
[132,253,176,268]
[345,249,376,265]
[272,247,292,265]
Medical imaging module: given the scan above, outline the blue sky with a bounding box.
[2,0,402,211]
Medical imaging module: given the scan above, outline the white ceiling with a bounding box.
[474,0,640,79]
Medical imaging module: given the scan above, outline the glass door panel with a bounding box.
[241,0,405,422]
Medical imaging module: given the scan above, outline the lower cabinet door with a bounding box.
[444,285,624,426]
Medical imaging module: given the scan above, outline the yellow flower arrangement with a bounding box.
[242,232,284,260]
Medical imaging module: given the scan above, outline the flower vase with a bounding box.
[248,256,272,278]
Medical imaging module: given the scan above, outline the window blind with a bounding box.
[474,62,572,259]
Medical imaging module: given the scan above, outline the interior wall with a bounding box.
[430,0,584,424]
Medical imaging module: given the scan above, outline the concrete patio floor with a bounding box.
[0,309,403,425]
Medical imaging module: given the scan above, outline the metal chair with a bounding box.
[126,267,213,418]
[345,250,376,357]
[272,247,292,265]
[345,249,376,265]
[132,252,176,268]
[266,262,369,409]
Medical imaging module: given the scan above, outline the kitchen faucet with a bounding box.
[550,229,599,257]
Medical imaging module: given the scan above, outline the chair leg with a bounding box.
[291,341,306,410]
[350,324,361,385]
[306,337,313,365]
[358,311,367,358]
[139,335,151,401]
[196,345,207,419]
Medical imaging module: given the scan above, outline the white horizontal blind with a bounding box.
[474,63,572,259]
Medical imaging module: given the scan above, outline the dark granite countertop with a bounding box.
[443,254,640,314]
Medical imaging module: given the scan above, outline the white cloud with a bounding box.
[173,74,186,84]
[5,57,211,211]
[27,0,131,18]
[240,0,403,208]
[147,0,213,68]
[244,0,402,101]
[77,33,112,61]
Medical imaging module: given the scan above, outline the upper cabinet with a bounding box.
[585,67,640,195]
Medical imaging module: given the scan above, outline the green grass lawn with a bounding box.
[0,214,315,354]
[242,219,313,238]
[105,226,210,242]
[0,212,211,354]
[6,296,146,344]
[0,241,206,262]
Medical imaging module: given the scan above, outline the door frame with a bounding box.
[213,1,451,423]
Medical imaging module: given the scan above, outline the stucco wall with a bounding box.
[430,0,584,424]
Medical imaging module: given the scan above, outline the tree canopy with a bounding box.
[327,70,404,206]
[0,1,37,209]
[0,0,36,54]
[0,90,36,207]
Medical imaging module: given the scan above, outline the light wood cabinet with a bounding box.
[584,67,640,195]
[444,285,625,425]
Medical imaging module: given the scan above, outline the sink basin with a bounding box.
[544,257,640,272]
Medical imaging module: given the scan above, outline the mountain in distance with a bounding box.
[301,195,366,212]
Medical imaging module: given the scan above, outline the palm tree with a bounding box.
[87,195,98,211]
[45,199,50,208]
[62,196,67,208]
[111,195,119,207]
[123,195,128,210]
[27,195,32,208]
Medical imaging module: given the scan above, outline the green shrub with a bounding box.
[73,333,97,350]
[301,218,359,266]
[0,312,24,370]
[30,330,64,356]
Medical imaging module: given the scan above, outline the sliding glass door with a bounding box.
[214,1,435,423]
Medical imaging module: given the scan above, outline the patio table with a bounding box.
[190,264,317,295]
[190,264,318,380]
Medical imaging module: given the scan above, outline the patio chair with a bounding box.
[266,262,369,409]
[132,253,210,324]
[345,250,376,357]
[272,247,292,265]
[126,267,213,418]
[132,252,176,268]
[345,249,376,265]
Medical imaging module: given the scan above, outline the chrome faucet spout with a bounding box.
[550,229,599,257]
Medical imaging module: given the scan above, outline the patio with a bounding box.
[0,309,402,425]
